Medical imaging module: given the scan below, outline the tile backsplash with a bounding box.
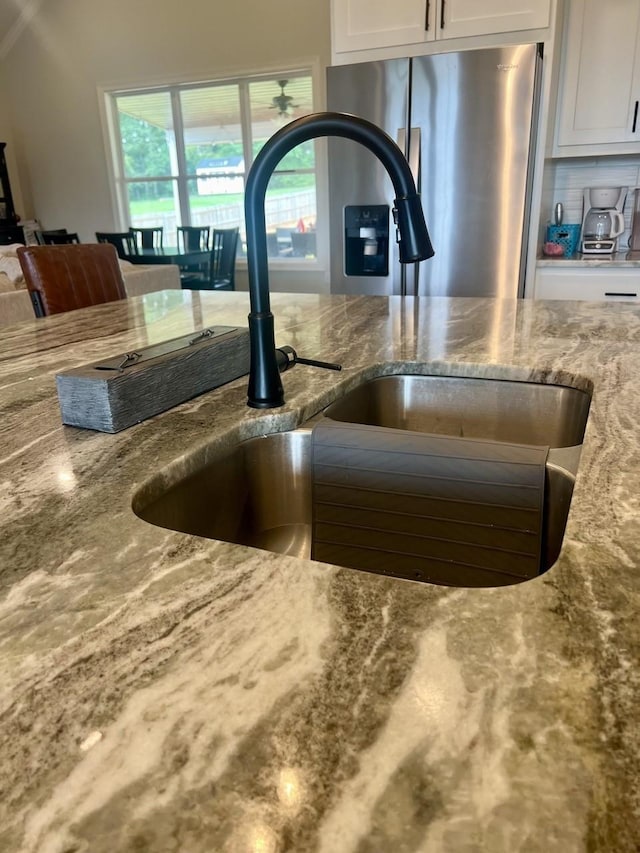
[541,155,640,251]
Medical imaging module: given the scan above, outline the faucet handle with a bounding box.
[276,345,342,373]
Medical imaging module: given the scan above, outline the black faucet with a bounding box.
[244,111,434,409]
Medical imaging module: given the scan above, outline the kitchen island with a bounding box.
[0,290,639,852]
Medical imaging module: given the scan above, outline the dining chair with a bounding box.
[34,229,68,245]
[266,232,279,257]
[17,243,127,317]
[176,225,211,284]
[40,231,81,245]
[95,231,138,259]
[184,227,239,291]
[130,226,163,251]
[290,231,317,258]
[210,227,239,289]
[275,227,293,256]
[177,225,210,251]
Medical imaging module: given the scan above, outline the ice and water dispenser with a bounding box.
[344,205,389,276]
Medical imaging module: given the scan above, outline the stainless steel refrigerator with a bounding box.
[326,43,542,297]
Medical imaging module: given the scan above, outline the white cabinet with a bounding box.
[435,0,551,40]
[332,0,429,53]
[535,266,640,301]
[332,0,551,55]
[555,0,640,153]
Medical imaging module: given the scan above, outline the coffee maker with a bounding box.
[581,187,627,254]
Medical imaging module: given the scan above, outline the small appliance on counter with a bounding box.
[581,186,627,254]
[543,202,581,257]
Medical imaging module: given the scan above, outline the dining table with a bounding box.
[121,246,211,267]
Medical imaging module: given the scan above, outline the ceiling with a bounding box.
[116,77,314,145]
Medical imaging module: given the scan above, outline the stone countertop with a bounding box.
[1,290,639,852]
[537,250,640,266]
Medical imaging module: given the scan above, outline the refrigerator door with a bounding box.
[327,59,409,295]
[411,44,540,297]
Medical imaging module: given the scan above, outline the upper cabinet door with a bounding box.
[332,0,432,54]
[555,0,640,150]
[440,0,551,39]
[331,0,551,56]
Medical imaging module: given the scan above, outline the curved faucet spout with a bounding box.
[244,111,434,409]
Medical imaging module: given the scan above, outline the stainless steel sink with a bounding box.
[133,374,592,588]
[135,429,313,560]
[322,375,591,447]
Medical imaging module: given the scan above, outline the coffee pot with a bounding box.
[581,187,627,254]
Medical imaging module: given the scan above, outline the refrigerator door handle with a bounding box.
[396,127,408,158]
[408,127,421,190]
[395,128,421,187]
[395,129,408,295]
[395,128,422,297]
[409,128,422,296]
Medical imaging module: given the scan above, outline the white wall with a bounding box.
[1,0,331,288]
[0,64,28,220]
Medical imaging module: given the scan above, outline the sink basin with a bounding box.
[135,429,313,560]
[322,374,591,447]
[133,374,592,588]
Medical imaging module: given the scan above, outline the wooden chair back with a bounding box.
[95,231,137,258]
[177,226,210,252]
[41,232,81,245]
[209,227,239,290]
[130,227,163,250]
[34,229,68,245]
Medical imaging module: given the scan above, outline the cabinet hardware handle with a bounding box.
[604,291,637,297]
[425,0,430,30]
[441,0,445,28]
[633,100,639,134]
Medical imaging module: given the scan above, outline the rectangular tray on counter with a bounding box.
[55,325,250,433]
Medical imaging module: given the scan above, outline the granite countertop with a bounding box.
[537,250,640,267]
[1,290,639,852]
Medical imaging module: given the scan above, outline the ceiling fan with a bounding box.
[270,80,299,118]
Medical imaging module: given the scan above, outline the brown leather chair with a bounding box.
[17,243,127,317]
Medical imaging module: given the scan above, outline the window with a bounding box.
[108,72,318,259]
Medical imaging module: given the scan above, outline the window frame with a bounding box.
[99,63,327,273]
